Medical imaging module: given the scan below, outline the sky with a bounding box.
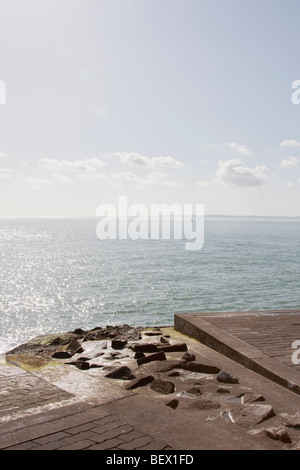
[0,0,300,217]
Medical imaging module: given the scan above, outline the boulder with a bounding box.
[160,336,169,344]
[111,339,127,350]
[75,360,90,370]
[143,330,163,336]
[265,427,291,443]
[230,404,275,427]
[105,366,136,380]
[134,352,145,360]
[150,379,175,395]
[217,387,231,394]
[125,375,155,390]
[186,386,202,396]
[137,351,166,366]
[186,398,220,410]
[131,343,160,353]
[286,411,300,429]
[182,352,196,362]
[67,338,82,353]
[182,362,220,374]
[52,351,73,359]
[217,371,239,384]
[166,399,179,409]
[157,343,188,353]
[148,360,187,373]
[241,393,265,404]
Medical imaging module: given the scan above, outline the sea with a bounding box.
[0,216,300,354]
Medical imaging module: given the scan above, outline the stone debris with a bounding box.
[111,339,127,350]
[217,370,239,384]
[182,362,220,374]
[150,378,175,395]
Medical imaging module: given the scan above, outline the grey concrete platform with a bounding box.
[175,310,300,395]
[2,322,300,451]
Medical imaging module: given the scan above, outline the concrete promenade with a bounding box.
[1,311,300,451]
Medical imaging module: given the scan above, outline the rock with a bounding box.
[131,343,160,353]
[137,351,166,366]
[75,360,90,370]
[134,352,145,360]
[217,387,231,394]
[182,362,220,374]
[67,339,83,353]
[186,398,220,410]
[157,343,188,353]
[160,336,169,344]
[286,411,300,429]
[186,386,202,396]
[105,366,136,380]
[143,331,163,336]
[241,393,265,404]
[150,379,175,395]
[166,399,179,409]
[265,427,292,443]
[52,351,73,359]
[73,328,85,335]
[182,352,196,362]
[217,371,239,384]
[125,375,155,390]
[148,360,187,373]
[230,404,275,427]
[168,371,180,377]
[111,339,127,350]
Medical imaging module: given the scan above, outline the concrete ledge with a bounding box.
[175,312,300,395]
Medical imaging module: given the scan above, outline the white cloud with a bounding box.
[25,176,53,188]
[280,139,300,148]
[204,142,251,155]
[222,142,251,156]
[0,168,12,179]
[51,173,71,183]
[111,170,183,189]
[0,152,7,159]
[113,152,184,169]
[216,159,271,188]
[39,157,105,172]
[280,156,299,168]
[76,172,108,181]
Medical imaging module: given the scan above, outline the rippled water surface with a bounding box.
[1,217,300,353]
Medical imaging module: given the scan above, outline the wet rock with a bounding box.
[182,362,220,374]
[166,399,179,409]
[182,352,195,362]
[265,427,292,443]
[125,375,155,390]
[157,343,188,353]
[230,404,275,427]
[186,398,220,410]
[242,393,265,404]
[111,339,127,350]
[217,371,239,384]
[286,411,300,429]
[137,351,166,366]
[150,378,175,395]
[105,366,136,380]
[75,360,90,370]
[52,351,73,359]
